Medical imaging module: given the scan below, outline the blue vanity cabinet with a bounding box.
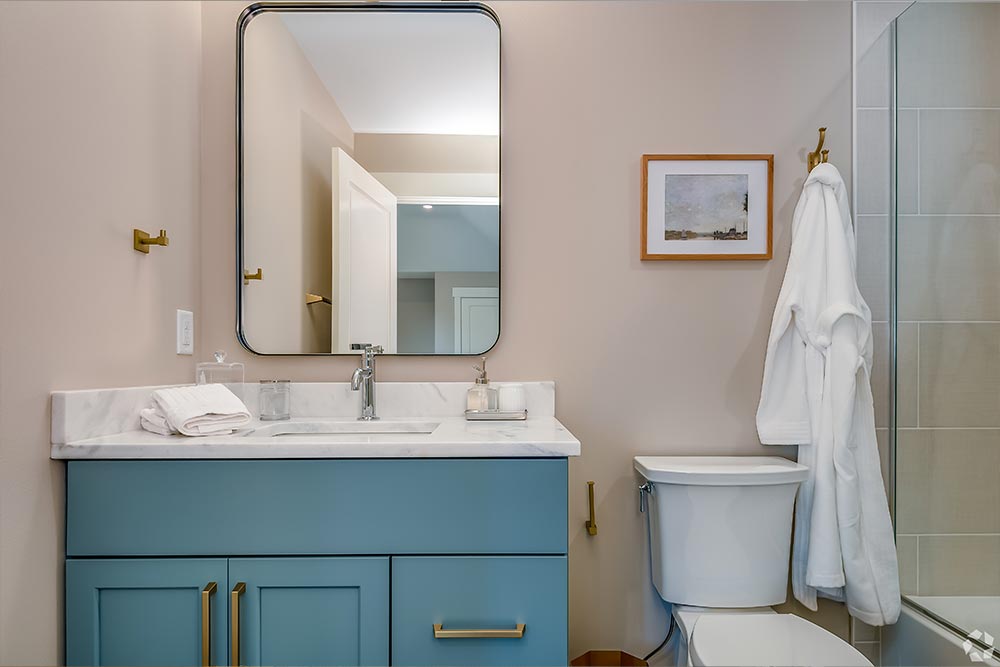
[65,558,229,667]
[229,558,389,667]
[64,459,569,667]
[391,556,568,667]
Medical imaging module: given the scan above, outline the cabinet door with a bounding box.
[229,557,389,667]
[392,556,567,667]
[66,558,228,667]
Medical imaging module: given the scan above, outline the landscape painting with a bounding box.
[641,154,773,260]
[663,174,748,241]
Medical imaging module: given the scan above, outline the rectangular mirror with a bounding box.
[237,3,500,355]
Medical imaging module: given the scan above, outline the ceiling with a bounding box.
[279,11,499,136]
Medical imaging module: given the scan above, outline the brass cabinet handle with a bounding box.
[201,582,217,667]
[433,623,526,639]
[230,582,246,666]
[243,268,262,285]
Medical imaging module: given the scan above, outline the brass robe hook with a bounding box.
[807,127,828,173]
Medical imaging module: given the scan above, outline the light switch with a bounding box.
[176,310,194,355]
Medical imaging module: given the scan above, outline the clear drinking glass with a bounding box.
[258,380,291,421]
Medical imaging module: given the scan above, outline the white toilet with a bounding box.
[634,456,873,667]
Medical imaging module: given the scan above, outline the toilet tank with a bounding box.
[634,456,808,608]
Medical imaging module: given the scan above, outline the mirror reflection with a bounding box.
[239,7,500,355]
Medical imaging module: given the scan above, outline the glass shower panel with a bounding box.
[894,1,1000,642]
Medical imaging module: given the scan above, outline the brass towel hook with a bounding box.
[585,481,598,536]
[243,268,263,285]
[133,228,169,254]
[807,127,828,173]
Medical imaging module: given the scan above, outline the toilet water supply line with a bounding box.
[639,482,676,661]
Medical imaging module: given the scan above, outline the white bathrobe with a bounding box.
[756,164,900,626]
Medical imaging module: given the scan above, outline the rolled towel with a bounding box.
[140,407,176,436]
[151,384,251,436]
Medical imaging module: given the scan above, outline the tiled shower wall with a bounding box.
[858,1,1000,618]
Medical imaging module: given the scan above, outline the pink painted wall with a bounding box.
[0,2,853,663]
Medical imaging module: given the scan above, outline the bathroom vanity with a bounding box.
[52,382,579,667]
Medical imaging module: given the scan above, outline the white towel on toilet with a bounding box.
[145,384,251,436]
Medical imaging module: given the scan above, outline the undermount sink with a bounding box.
[246,420,440,437]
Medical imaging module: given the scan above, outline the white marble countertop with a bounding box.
[50,416,580,459]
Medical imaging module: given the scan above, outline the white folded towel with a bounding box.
[140,407,176,436]
[145,384,251,437]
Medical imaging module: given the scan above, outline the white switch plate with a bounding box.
[176,310,194,355]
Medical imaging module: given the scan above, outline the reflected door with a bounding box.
[453,287,499,353]
[332,148,397,353]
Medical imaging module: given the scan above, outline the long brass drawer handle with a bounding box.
[201,582,217,667]
[231,582,246,666]
[433,623,526,639]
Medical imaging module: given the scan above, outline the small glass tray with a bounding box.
[464,409,528,421]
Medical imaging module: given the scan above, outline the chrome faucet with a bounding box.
[350,343,383,420]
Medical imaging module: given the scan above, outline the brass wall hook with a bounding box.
[585,480,598,536]
[807,127,828,173]
[243,268,262,285]
[133,228,169,254]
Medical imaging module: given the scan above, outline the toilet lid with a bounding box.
[690,613,873,667]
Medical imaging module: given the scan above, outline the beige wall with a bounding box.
[355,133,500,174]
[0,2,855,663]
[242,13,354,353]
[202,1,854,658]
[0,1,203,663]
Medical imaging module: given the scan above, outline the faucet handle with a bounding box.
[350,343,384,354]
[350,343,372,351]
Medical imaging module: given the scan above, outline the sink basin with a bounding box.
[246,420,440,437]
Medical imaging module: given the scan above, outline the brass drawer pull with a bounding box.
[201,582,217,667]
[231,582,246,666]
[433,623,526,639]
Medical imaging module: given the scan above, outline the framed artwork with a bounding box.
[641,154,773,260]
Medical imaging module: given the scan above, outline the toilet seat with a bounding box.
[689,613,873,667]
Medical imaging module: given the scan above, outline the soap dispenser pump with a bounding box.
[466,357,498,412]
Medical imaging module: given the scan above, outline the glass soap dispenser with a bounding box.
[466,357,498,412]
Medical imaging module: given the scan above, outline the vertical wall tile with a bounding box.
[898,216,1000,322]
[853,617,879,643]
[919,323,1000,427]
[896,535,919,596]
[871,323,890,429]
[897,110,919,215]
[920,111,1000,215]
[857,110,891,215]
[896,429,1000,534]
[857,27,891,109]
[876,428,890,496]
[857,215,889,322]
[896,323,918,428]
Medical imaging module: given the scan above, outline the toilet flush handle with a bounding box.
[638,482,653,513]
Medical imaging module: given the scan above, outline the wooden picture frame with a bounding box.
[641,154,774,261]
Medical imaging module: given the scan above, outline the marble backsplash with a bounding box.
[51,381,556,444]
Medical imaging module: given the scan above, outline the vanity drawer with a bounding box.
[66,459,567,556]
[391,556,567,667]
